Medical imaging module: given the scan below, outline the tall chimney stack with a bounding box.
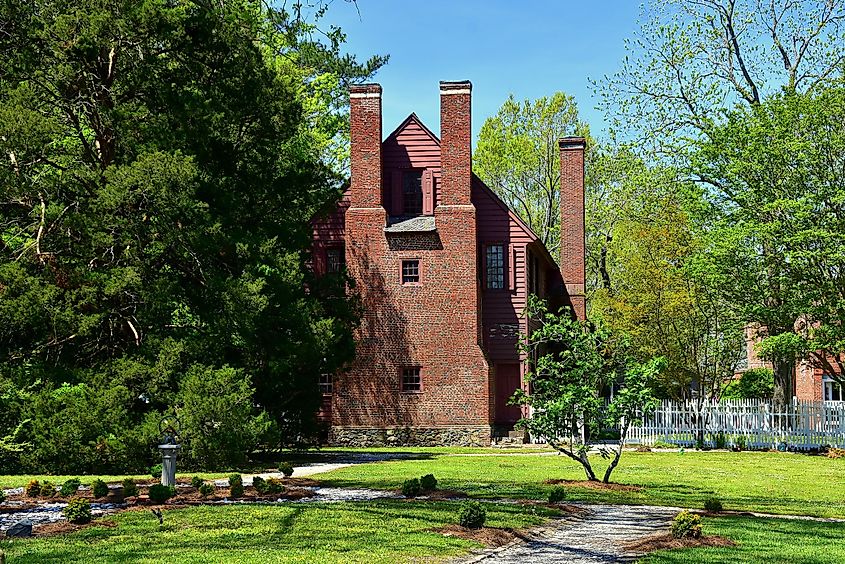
[439,81,473,206]
[559,137,586,320]
[349,84,383,208]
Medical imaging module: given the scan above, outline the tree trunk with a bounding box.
[602,423,627,483]
[771,357,794,411]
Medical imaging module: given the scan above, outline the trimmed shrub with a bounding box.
[252,476,268,494]
[548,486,567,504]
[420,474,437,491]
[734,435,747,451]
[229,474,244,498]
[714,432,728,450]
[279,462,294,478]
[458,502,487,529]
[401,478,421,498]
[190,476,204,489]
[122,478,139,498]
[704,498,723,512]
[148,484,176,503]
[91,478,109,499]
[671,510,702,539]
[63,497,92,524]
[60,478,81,497]
[150,463,163,478]
[39,480,56,497]
[198,483,215,498]
[266,477,285,494]
[25,479,41,497]
[826,447,845,459]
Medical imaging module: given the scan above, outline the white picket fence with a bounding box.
[627,399,845,450]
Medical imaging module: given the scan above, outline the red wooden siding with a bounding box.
[311,191,349,274]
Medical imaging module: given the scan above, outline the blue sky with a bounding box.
[326,0,644,143]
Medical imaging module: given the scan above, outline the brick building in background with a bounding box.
[312,81,585,445]
[740,324,844,403]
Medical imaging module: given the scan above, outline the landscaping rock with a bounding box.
[5,519,33,537]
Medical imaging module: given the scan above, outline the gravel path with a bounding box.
[464,504,678,564]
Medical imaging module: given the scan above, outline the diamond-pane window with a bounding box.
[486,245,504,289]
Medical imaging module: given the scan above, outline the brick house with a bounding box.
[312,81,586,446]
[740,323,844,402]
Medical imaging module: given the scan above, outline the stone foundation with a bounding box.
[329,425,492,447]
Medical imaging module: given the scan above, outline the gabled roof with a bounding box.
[383,113,440,146]
[383,113,555,267]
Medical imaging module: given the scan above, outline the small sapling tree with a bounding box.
[511,295,663,483]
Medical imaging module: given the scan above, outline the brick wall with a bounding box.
[559,137,586,320]
[333,81,491,444]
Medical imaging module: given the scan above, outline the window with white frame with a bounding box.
[823,374,843,402]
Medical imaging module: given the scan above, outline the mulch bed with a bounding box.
[544,479,642,492]
[398,489,468,500]
[434,524,518,547]
[623,532,736,553]
[32,517,118,538]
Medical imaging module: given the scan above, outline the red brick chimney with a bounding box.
[559,137,586,320]
[349,83,383,208]
[439,81,473,206]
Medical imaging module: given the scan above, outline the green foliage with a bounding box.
[252,476,267,494]
[190,476,204,489]
[39,480,55,497]
[723,369,775,400]
[512,295,662,483]
[62,497,92,524]
[420,474,437,491]
[704,497,723,512]
[265,478,285,494]
[148,484,176,504]
[150,464,162,479]
[548,486,567,503]
[0,0,376,474]
[279,462,294,478]
[228,474,244,498]
[121,478,139,498]
[179,365,274,469]
[0,488,5,503]
[25,479,40,497]
[198,483,215,498]
[401,478,422,498]
[692,85,845,406]
[91,479,109,499]
[458,502,487,529]
[714,432,728,450]
[60,478,81,497]
[474,92,590,254]
[671,510,702,539]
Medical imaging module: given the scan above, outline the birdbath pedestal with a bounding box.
[158,444,181,487]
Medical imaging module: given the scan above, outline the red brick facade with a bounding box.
[314,81,585,445]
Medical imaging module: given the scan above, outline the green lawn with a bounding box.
[314,450,845,518]
[641,515,845,564]
[0,500,554,564]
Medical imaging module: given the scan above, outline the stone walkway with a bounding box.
[461,504,678,564]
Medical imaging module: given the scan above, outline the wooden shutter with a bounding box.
[422,169,433,215]
[391,170,402,216]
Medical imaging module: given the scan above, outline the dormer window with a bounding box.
[403,171,423,216]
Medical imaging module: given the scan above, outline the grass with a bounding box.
[640,515,845,563]
[0,500,555,563]
[314,450,845,518]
